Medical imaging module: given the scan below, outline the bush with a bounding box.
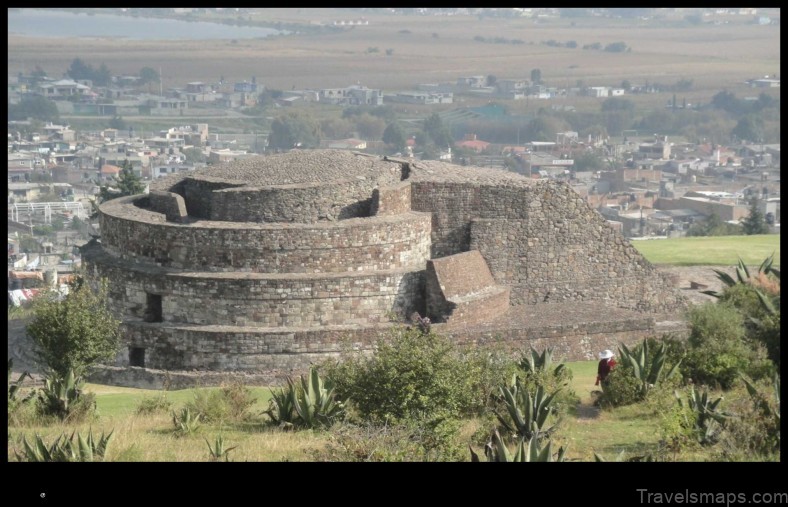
[598,365,642,408]
[714,375,780,461]
[681,303,751,389]
[185,381,256,424]
[719,279,781,367]
[599,336,684,408]
[321,327,512,424]
[26,277,121,379]
[135,393,173,415]
[309,418,465,462]
[657,392,699,456]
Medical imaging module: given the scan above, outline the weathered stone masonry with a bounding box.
[82,150,687,385]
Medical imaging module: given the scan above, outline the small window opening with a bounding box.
[129,347,145,368]
[145,293,163,323]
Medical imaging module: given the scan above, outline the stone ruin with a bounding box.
[82,150,687,386]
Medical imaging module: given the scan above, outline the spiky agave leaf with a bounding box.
[712,269,737,288]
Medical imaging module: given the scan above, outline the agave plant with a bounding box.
[470,429,567,462]
[264,379,298,429]
[8,359,32,404]
[676,386,731,445]
[494,376,562,441]
[16,429,113,462]
[291,367,345,429]
[702,254,780,298]
[617,339,681,400]
[741,373,780,425]
[37,368,87,419]
[518,346,566,377]
[172,407,201,436]
[205,434,237,462]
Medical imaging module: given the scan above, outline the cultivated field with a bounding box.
[8,9,780,96]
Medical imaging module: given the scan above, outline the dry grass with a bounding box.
[8,360,760,462]
[8,11,779,94]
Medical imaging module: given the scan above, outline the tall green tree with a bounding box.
[97,160,144,204]
[67,58,92,81]
[8,96,60,122]
[742,198,769,235]
[139,67,159,85]
[267,111,320,150]
[530,68,542,84]
[382,121,407,152]
[423,113,453,149]
[731,115,764,143]
[26,278,121,378]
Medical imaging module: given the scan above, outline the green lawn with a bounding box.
[87,384,273,418]
[632,234,780,266]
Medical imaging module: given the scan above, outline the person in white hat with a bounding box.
[595,349,617,386]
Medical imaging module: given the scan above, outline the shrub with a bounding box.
[682,302,752,389]
[598,365,642,408]
[26,277,121,379]
[321,327,511,424]
[219,380,256,420]
[714,374,780,461]
[657,393,699,456]
[310,418,464,462]
[185,381,256,424]
[135,393,173,415]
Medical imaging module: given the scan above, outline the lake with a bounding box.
[8,9,285,41]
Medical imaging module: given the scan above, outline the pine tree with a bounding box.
[742,198,769,235]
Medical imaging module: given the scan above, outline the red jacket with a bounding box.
[595,358,617,385]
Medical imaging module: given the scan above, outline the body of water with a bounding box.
[8,9,284,40]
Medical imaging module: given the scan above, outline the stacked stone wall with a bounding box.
[181,177,246,218]
[148,191,188,222]
[209,179,375,223]
[88,253,424,329]
[412,180,686,313]
[99,197,431,273]
[410,181,479,257]
[90,310,665,377]
[371,181,412,216]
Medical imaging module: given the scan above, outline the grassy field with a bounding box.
[7,360,728,462]
[632,234,780,266]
